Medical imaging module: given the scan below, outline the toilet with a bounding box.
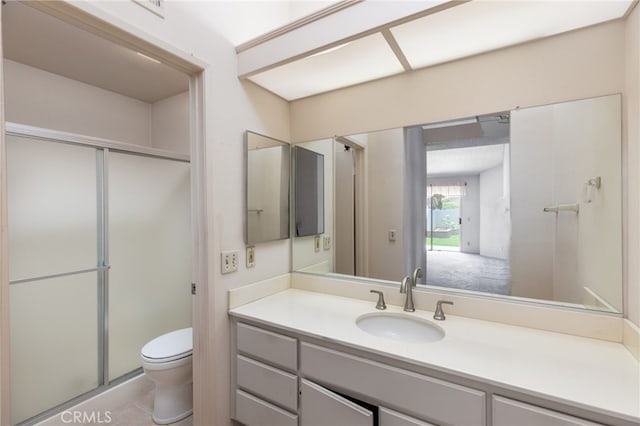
[141,328,193,425]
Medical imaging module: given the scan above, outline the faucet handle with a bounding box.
[370,290,386,310]
[433,300,454,321]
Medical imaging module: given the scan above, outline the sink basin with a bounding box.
[356,313,444,343]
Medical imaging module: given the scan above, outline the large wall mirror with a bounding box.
[292,94,622,314]
[245,131,290,244]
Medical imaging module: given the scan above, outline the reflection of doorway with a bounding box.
[427,185,464,252]
[334,141,356,275]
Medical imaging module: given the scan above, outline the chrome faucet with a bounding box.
[400,268,422,312]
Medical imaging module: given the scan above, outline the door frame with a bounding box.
[0,2,210,424]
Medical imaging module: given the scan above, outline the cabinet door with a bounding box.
[493,396,604,426]
[379,407,436,426]
[300,379,374,426]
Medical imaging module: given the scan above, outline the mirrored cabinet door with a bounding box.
[245,131,291,244]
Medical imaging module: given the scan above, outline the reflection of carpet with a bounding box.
[426,250,511,295]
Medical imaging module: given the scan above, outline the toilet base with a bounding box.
[152,409,192,425]
[151,381,193,425]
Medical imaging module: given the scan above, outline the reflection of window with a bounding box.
[427,184,465,251]
[427,182,467,197]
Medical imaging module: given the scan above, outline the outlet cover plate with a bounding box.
[221,250,239,274]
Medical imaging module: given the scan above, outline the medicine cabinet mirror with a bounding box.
[245,131,290,244]
[294,145,325,237]
[291,94,623,314]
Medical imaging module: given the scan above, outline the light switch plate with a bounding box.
[388,229,397,242]
[314,235,321,252]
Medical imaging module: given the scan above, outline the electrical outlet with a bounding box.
[246,246,255,268]
[314,235,321,252]
[388,229,397,242]
[221,250,239,274]
[323,236,331,250]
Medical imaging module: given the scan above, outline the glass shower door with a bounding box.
[108,152,191,380]
[7,136,100,424]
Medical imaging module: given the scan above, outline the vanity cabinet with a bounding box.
[232,320,470,426]
[231,319,627,426]
[492,396,605,426]
[300,342,486,425]
[233,323,299,425]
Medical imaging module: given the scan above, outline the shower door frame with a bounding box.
[0,2,210,424]
[5,123,192,424]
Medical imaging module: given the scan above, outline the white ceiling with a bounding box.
[4,1,633,104]
[427,143,506,177]
[247,0,634,101]
[2,1,189,103]
[249,32,404,100]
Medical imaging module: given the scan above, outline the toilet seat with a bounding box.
[141,327,192,363]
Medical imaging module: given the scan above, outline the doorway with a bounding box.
[334,141,356,275]
[0,2,207,425]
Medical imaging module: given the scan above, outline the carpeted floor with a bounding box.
[426,250,511,295]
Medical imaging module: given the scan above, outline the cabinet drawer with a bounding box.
[380,407,435,426]
[493,396,604,426]
[237,355,298,412]
[235,389,298,426]
[237,323,297,371]
[301,342,485,426]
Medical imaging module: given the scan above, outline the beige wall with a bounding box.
[479,165,509,261]
[4,59,190,155]
[151,91,190,154]
[625,4,640,326]
[4,60,153,146]
[511,96,623,309]
[366,128,404,281]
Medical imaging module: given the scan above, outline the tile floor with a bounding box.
[72,387,193,426]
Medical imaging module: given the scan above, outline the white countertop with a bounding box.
[229,288,640,422]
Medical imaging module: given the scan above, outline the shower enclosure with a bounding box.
[6,124,192,425]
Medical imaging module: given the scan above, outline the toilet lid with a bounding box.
[141,328,192,361]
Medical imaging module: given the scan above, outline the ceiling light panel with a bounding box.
[391,0,632,70]
[248,33,404,100]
